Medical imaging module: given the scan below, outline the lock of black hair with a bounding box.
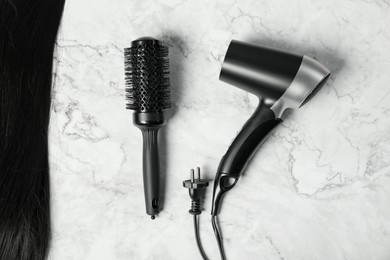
[0,0,65,259]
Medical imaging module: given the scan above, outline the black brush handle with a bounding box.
[141,127,161,216]
[134,112,165,217]
[211,106,282,215]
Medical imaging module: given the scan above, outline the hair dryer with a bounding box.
[211,40,330,215]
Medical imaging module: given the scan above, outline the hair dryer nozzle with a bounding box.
[270,55,330,117]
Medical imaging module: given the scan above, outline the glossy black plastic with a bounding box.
[134,112,165,216]
[220,40,303,104]
[211,107,281,215]
[212,40,304,215]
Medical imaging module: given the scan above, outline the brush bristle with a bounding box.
[124,38,170,112]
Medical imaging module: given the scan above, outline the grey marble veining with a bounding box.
[49,0,390,259]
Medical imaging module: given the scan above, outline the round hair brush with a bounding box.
[124,37,170,219]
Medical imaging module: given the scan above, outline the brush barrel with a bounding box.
[134,112,165,216]
[211,106,281,215]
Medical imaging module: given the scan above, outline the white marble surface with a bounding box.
[49,0,390,259]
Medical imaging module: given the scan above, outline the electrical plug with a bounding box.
[183,167,209,215]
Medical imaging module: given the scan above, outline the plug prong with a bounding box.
[196,167,201,180]
[190,169,195,183]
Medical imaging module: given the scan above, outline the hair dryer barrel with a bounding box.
[219,40,303,104]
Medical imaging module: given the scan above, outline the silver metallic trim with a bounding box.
[270,55,330,118]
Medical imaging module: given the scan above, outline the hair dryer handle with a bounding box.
[211,106,282,215]
[141,127,161,216]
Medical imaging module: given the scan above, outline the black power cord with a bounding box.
[183,167,227,260]
[211,215,226,260]
[194,215,208,259]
